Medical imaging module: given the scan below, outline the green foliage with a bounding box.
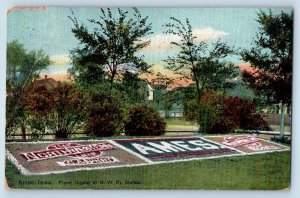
[195,104,216,133]
[164,85,196,114]
[226,81,255,100]
[183,99,198,121]
[125,105,166,136]
[119,71,148,104]
[152,84,167,110]
[26,118,48,139]
[197,102,221,134]
[6,40,51,139]
[183,91,223,133]
[84,88,125,137]
[241,10,292,105]
[148,72,174,110]
[6,94,27,139]
[68,8,152,85]
[68,61,107,86]
[163,17,238,102]
[7,41,51,88]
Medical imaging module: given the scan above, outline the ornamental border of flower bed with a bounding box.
[5,135,290,176]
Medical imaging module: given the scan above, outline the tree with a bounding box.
[120,71,148,104]
[163,85,196,118]
[164,17,238,104]
[148,72,173,110]
[6,40,51,139]
[68,8,152,86]
[241,10,293,137]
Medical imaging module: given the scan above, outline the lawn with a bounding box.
[165,118,198,131]
[269,124,291,133]
[5,151,290,190]
[165,118,195,126]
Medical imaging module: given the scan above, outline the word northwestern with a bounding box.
[21,142,114,162]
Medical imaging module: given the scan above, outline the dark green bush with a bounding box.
[184,91,224,134]
[183,99,198,121]
[125,105,166,136]
[84,91,124,137]
[197,99,221,133]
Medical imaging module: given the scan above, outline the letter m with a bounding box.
[146,141,185,152]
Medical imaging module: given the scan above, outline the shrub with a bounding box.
[207,116,237,134]
[125,105,166,136]
[183,99,198,121]
[197,99,221,133]
[225,97,269,131]
[207,97,269,134]
[84,91,124,137]
[240,113,270,131]
[26,83,85,139]
[184,91,224,133]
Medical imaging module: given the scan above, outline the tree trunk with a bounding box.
[109,71,116,90]
[21,124,26,140]
[280,102,285,138]
[194,78,201,105]
[191,68,201,105]
[110,74,115,85]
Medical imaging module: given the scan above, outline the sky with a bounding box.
[7,7,293,76]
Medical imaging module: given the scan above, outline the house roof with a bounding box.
[40,74,74,82]
[166,78,194,90]
[32,78,58,88]
[237,63,256,74]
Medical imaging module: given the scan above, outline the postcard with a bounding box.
[5,7,292,190]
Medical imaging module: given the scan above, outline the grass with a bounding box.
[269,124,291,133]
[165,118,198,131]
[165,118,196,126]
[164,118,292,134]
[5,151,290,190]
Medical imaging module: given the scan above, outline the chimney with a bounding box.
[45,75,48,79]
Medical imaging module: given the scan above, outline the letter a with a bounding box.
[131,143,164,155]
